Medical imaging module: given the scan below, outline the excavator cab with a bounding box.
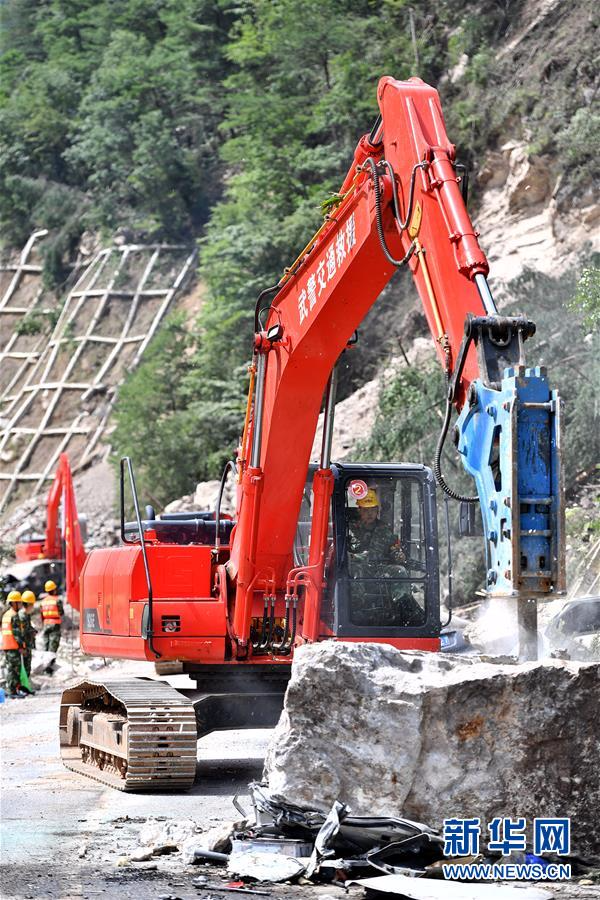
[296,463,440,646]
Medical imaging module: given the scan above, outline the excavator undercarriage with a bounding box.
[59,674,289,791]
[60,680,198,791]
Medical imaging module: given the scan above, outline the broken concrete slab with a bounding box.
[228,849,306,882]
[138,817,199,853]
[349,874,552,899]
[264,643,600,857]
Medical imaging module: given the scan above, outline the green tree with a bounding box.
[3,0,597,516]
[0,0,235,264]
[568,266,600,333]
[111,315,200,505]
[187,0,425,476]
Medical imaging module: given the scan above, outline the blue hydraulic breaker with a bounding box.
[442,314,565,659]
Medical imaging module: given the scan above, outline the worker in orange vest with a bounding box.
[39,580,64,670]
[2,590,27,698]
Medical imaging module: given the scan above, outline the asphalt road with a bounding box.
[1,673,599,900]
[0,680,270,899]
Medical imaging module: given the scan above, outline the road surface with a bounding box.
[1,668,598,900]
[0,669,270,899]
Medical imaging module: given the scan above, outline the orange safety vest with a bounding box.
[2,608,20,650]
[41,594,62,625]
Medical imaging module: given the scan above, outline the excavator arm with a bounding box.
[228,76,565,656]
[44,454,68,561]
[59,453,86,611]
[19,453,87,609]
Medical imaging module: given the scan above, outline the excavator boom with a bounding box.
[229,76,565,654]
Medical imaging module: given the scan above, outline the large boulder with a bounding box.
[264,643,600,857]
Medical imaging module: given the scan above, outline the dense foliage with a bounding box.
[108,0,535,499]
[1,0,597,508]
[0,0,235,280]
[569,266,600,334]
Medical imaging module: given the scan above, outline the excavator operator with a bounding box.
[347,489,425,629]
[348,489,406,566]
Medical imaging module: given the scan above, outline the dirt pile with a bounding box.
[475,141,599,297]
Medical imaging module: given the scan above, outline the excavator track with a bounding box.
[59,679,197,792]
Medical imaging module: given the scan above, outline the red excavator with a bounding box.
[11,453,86,605]
[60,77,565,791]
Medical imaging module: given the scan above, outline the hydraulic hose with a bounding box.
[214,459,236,557]
[364,157,415,268]
[272,597,291,653]
[434,391,478,503]
[254,282,281,333]
[253,596,270,651]
[364,156,429,267]
[383,159,427,232]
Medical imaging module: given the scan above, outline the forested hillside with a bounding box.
[1,0,598,509]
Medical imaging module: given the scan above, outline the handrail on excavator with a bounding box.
[119,456,161,659]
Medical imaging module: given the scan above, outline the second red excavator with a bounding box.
[12,453,86,602]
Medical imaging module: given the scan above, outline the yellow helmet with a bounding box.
[357,488,379,508]
[21,590,36,604]
[7,590,21,603]
[44,580,57,593]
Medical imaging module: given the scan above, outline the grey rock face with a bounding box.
[264,642,600,857]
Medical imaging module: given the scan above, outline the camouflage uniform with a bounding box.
[2,610,25,695]
[43,622,62,652]
[18,608,37,680]
[347,518,423,627]
[4,650,22,695]
[40,595,64,653]
[347,518,405,570]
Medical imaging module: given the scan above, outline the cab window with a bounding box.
[344,476,427,628]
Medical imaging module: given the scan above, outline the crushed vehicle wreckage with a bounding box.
[167,783,593,897]
[229,783,445,881]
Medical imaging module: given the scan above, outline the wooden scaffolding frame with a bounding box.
[0,235,197,513]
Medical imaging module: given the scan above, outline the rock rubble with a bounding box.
[264,642,600,857]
